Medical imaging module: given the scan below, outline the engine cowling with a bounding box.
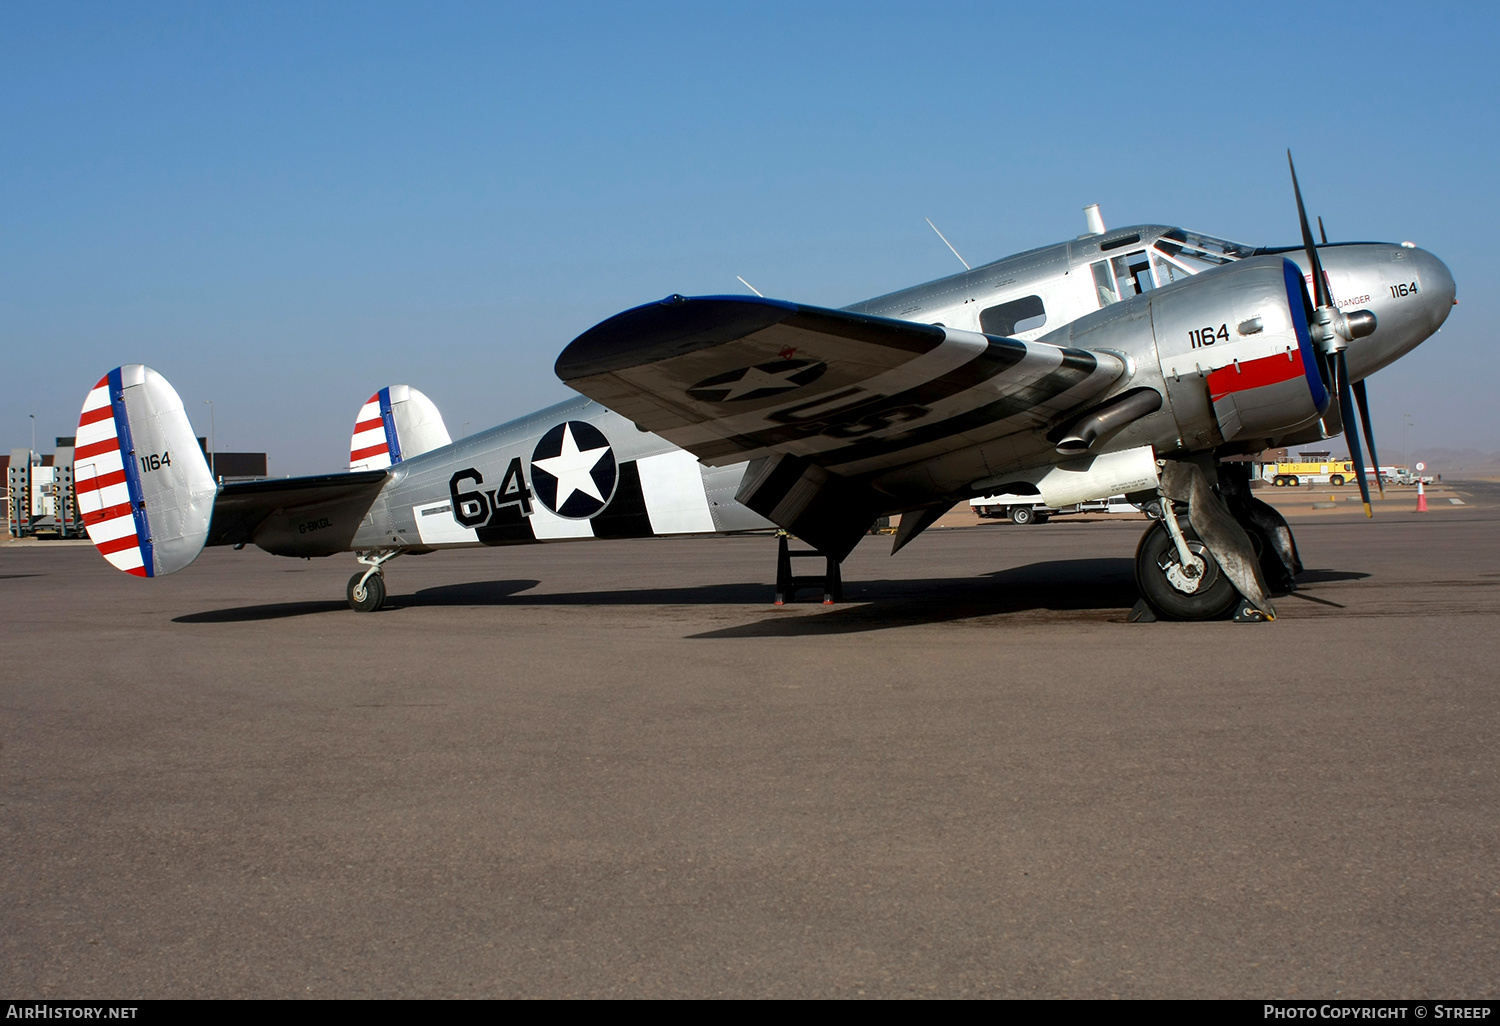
[1148,256,1329,446]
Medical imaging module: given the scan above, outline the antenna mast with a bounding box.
[925,218,971,271]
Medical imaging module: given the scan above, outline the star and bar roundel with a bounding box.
[686,358,826,403]
[530,421,618,518]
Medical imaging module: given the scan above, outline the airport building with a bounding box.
[5,437,267,539]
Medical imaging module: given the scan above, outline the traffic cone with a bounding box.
[1416,481,1428,512]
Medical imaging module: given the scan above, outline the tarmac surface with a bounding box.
[2,482,1497,998]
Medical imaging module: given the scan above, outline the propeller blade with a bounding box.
[1288,151,1332,309]
[1352,378,1385,498]
[1335,350,1374,517]
[1318,216,1328,245]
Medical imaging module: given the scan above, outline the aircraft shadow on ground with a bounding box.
[171,560,1368,632]
[1293,569,1371,584]
[173,560,1134,628]
[691,558,1138,637]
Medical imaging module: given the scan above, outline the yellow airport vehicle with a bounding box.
[1266,459,1355,487]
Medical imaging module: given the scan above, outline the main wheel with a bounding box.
[1009,506,1033,526]
[1134,521,1239,621]
[347,571,386,612]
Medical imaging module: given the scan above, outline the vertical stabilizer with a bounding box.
[349,385,452,470]
[75,366,216,576]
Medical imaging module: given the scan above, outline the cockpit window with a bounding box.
[1091,250,1158,307]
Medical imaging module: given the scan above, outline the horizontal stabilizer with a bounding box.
[207,471,389,548]
[75,366,217,576]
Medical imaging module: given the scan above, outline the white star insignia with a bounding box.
[716,364,805,401]
[532,424,610,508]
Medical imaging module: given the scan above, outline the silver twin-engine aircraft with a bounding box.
[74,158,1455,620]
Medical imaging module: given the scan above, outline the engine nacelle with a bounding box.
[1042,255,1329,454]
[1149,256,1329,446]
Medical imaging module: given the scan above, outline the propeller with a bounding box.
[1288,151,1376,517]
[1318,205,1387,498]
[1352,379,1385,498]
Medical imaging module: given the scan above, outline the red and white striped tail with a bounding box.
[75,366,217,577]
[349,385,451,471]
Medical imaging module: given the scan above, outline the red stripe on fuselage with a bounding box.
[1208,349,1306,402]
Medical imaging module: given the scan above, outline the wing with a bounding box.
[557,295,1125,479]
[207,470,389,548]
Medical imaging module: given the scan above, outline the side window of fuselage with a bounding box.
[979,294,1047,336]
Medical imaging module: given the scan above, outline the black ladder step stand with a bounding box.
[774,532,843,606]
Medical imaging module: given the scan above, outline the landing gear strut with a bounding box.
[347,549,401,612]
[1218,461,1302,593]
[1132,460,1275,621]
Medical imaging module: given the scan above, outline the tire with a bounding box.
[347,571,386,613]
[1272,476,1286,487]
[1288,476,1299,487]
[1330,475,1344,487]
[1134,521,1239,621]
[1009,506,1033,526]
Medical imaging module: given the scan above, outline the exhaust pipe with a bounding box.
[1054,387,1163,455]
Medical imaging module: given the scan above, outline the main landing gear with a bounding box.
[1132,459,1297,622]
[347,549,401,612]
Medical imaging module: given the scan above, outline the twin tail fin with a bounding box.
[349,385,452,470]
[75,366,216,577]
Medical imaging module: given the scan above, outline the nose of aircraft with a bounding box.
[1414,247,1457,333]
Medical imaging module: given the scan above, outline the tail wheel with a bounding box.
[1134,521,1239,621]
[347,572,386,613]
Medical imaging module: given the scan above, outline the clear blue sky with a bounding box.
[3,1,1495,474]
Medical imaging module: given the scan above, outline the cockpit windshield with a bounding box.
[1150,229,1257,283]
[1089,228,1259,308]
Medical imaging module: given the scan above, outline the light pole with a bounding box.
[203,400,216,480]
[29,414,35,457]
[1403,413,1413,470]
